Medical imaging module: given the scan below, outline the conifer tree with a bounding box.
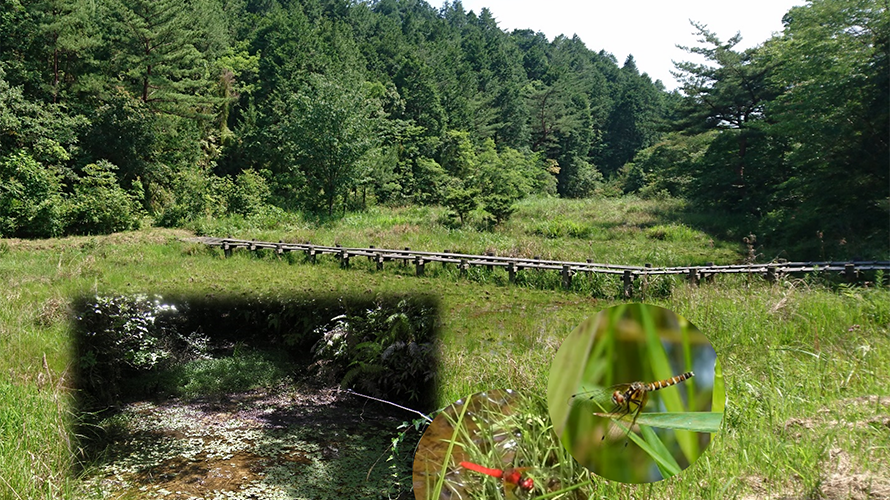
[104,0,224,117]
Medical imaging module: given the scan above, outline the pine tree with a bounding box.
[104,0,224,117]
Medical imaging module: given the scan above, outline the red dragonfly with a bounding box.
[570,371,695,445]
[459,460,534,493]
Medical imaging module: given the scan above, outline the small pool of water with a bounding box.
[78,385,414,499]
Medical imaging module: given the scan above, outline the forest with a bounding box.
[1,0,887,259]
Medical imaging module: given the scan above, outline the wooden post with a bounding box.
[415,256,425,277]
[687,268,699,286]
[623,270,635,298]
[704,262,715,283]
[223,241,232,258]
[641,264,651,296]
[561,265,574,289]
[844,263,857,282]
[340,249,350,268]
[507,262,517,283]
[275,242,284,258]
[766,265,777,283]
[401,248,410,267]
[307,246,316,264]
[368,245,375,262]
[459,259,469,278]
[375,253,384,271]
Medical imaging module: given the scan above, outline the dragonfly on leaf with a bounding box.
[569,371,694,446]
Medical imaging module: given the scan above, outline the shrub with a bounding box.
[562,158,603,198]
[67,161,142,235]
[644,224,701,242]
[312,300,437,405]
[0,150,68,238]
[444,183,479,225]
[532,219,592,239]
[76,295,180,406]
[156,167,228,226]
[227,169,271,216]
[483,193,517,225]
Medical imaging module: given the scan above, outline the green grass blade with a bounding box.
[713,357,725,415]
[431,395,472,500]
[606,418,682,478]
[638,304,698,464]
[679,315,700,461]
[640,424,682,479]
[594,411,723,432]
[712,357,726,443]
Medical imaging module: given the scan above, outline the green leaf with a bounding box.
[593,410,723,433]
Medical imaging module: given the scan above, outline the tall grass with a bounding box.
[0,202,888,498]
[191,196,743,266]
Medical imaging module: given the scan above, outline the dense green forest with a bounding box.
[1,0,887,259]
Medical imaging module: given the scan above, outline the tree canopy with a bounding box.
[1,0,885,259]
[630,0,888,258]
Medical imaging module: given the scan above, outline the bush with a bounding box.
[67,161,142,235]
[644,224,702,243]
[158,168,275,226]
[483,193,517,225]
[76,295,180,406]
[532,219,592,239]
[227,169,271,216]
[156,167,228,226]
[312,300,437,405]
[0,150,68,238]
[444,182,479,225]
[562,158,603,198]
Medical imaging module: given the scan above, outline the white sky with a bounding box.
[456,0,807,90]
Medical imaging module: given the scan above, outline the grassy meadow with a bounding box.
[1,196,888,499]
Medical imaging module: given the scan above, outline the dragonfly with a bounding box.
[459,460,535,494]
[569,371,695,445]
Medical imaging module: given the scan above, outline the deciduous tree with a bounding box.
[271,74,381,215]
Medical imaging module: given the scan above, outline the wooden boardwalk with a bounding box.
[186,237,890,297]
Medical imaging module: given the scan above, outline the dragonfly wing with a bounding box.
[568,384,629,413]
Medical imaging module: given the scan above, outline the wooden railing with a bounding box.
[185,237,890,297]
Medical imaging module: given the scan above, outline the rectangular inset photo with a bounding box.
[73,293,439,499]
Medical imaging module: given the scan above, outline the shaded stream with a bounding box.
[79,384,412,499]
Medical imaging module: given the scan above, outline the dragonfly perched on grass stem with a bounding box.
[459,460,535,497]
[570,371,695,446]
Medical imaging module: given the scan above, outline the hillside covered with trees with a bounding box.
[1,0,887,259]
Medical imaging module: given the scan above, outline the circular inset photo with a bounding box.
[547,303,723,483]
[413,390,592,499]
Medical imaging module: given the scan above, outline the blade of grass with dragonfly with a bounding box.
[594,410,723,433]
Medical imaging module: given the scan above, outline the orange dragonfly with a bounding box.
[459,461,535,494]
[569,371,694,445]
